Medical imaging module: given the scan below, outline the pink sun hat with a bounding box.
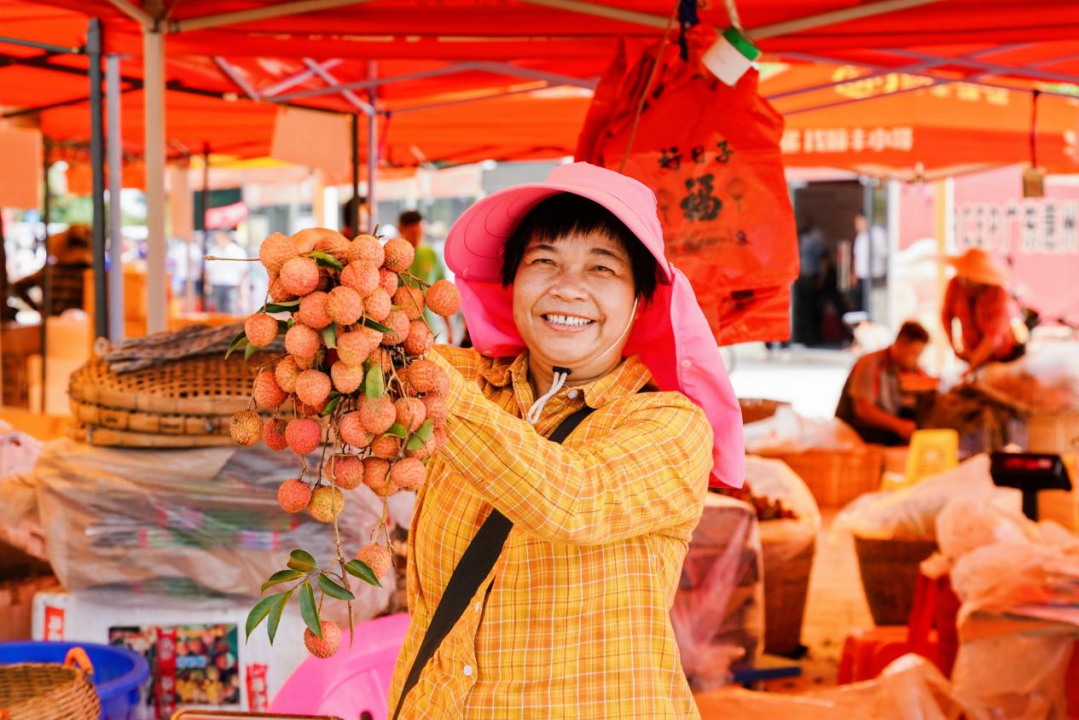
[445,162,744,489]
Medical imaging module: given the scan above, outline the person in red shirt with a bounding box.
[941,248,1025,376]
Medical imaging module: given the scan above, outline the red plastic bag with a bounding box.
[577,27,798,345]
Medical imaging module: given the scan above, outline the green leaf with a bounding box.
[225,331,248,360]
[244,342,259,361]
[261,299,301,313]
[320,396,341,417]
[344,559,382,587]
[261,569,305,594]
[287,549,318,573]
[308,251,344,271]
[322,323,338,349]
[406,419,435,451]
[246,594,278,640]
[361,317,393,334]
[365,365,385,399]
[299,580,321,638]
[385,423,408,439]
[276,319,291,333]
[318,573,356,601]
[267,590,292,644]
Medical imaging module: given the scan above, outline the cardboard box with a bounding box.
[0,575,60,641]
[32,590,309,719]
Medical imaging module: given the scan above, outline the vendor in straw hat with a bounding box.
[941,248,1026,376]
[388,163,743,719]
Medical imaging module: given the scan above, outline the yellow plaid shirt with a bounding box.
[388,346,714,718]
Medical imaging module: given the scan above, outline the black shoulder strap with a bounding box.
[392,402,596,719]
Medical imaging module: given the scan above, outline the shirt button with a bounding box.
[463,664,474,678]
[680,359,692,369]
[567,390,579,399]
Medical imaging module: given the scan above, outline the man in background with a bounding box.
[206,230,247,315]
[792,218,829,345]
[835,320,936,446]
[853,212,889,321]
[10,224,93,318]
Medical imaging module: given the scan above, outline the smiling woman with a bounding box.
[388,163,744,719]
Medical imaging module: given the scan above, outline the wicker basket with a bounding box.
[854,536,938,626]
[68,353,276,448]
[0,663,100,719]
[761,538,815,656]
[756,447,884,508]
[739,398,789,425]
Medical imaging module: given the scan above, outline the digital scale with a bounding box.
[990,452,1073,520]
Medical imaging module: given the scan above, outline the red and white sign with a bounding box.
[43,606,65,641]
[205,201,248,230]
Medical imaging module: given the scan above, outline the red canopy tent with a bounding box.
[4,0,1079,332]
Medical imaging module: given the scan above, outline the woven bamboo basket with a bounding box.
[68,353,279,448]
[761,538,816,657]
[756,447,884,508]
[854,536,938,626]
[739,398,789,425]
[0,663,100,720]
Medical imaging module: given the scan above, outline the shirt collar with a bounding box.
[480,352,654,409]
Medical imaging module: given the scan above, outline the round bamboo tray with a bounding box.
[67,421,238,448]
[739,398,789,425]
[854,536,938,626]
[0,663,100,720]
[69,354,259,416]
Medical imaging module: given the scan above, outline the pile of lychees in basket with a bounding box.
[224,227,459,659]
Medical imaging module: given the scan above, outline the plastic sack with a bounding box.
[745,455,821,562]
[833,455,1021,541]
[576,26,798,345]
[0,424,43,478]
[974,340,1079,414]
[33,439,393,621]
[744,406,865,455]
[672,494,763,690]
[695,654,964,719]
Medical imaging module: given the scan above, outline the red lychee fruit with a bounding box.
[390,457,427,492]
[393,286,425,321]
[253,371,288,409]
[230,410,262,446]
[359,395,396,435]
[295,369,332,408]
[269,275,295,303]
[361,458,395,497]
[285,418,322,455]
[259,232,298,275]
[325,454,364,491]
[326,286,363,326]
[421,394,448,428]
[407,358,448,395]
[263,418,289,451]
[285,324,321,360]
[378,268,399,297]
[337,412,373,448]
[403,320,434,356]
[394,397,427,432]
[348,234,384,267]
[380,310,409,346]
[296,291,333,329]
[356,543,393,580]
[290,228,321,254]
[370,434,401,458]
[363,287,392,323]
[339,261,380,296]
[407,428,447,460]
[382,237,415,273]
[245,313,279,348]
[308,485,344,523]
[279,256,320,296]
[336,330,376,367]
[277,479,312,513]
[304,620,342,659]
[275,357,301,394]
[425,279,461,317]
[330,361,364,394]
[310,228,351,259]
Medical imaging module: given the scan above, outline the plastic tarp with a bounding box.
[745,455,821,563]
[744,406,866,455]
[973,341,1079,415]
[834,455,1022,541]
[928,497,1079,719]
[672,494,763,690]
[32,439,393,621]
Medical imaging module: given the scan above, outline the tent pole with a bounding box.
[107,53,125,343]
[351,114,360,234]
[367,60,378,232]
[172,0,375,33]
[88,18,108,341]
[201,145,210,311]
[143,26,167,333]
[39,139,50,413]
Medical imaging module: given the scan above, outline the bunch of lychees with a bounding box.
[225,227,460,658]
